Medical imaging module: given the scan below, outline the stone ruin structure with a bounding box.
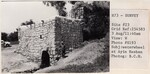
[17,6,84,65]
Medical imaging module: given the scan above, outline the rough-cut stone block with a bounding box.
[18,16,83,64]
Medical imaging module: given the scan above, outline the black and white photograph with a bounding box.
[1,0,110,73]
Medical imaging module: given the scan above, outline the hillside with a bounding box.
[35,34,109,73]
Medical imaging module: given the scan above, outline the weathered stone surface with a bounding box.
[17,16,83,63]
[55,17,83,50]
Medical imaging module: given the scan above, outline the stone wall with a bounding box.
[17,16,83,63]
[55,17,83,51]
[71,7,84,19]
[18,20,55,62]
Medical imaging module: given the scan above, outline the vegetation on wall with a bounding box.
[43,1,109,41]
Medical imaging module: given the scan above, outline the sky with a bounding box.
[1,1,110,33]
[1,2,58,33]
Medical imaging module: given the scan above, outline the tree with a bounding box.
[70,1,109,40]
[83,2,109,40]
[8,31,18,41]
[1,32,8,41]
[43,1,110,41]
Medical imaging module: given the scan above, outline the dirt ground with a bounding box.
[1,44,39,73]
